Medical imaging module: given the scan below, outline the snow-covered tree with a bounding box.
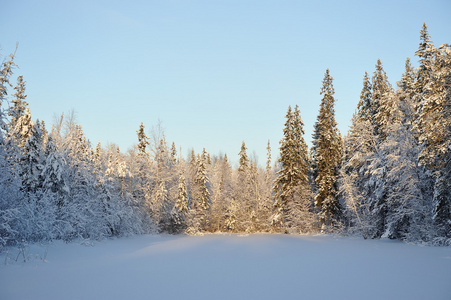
[398,58,416,96]
[0,48,16,135]
[235,141,255,231]
[372,59,394,140]
[19,122,44,195]
[340,112,378,238]
[41,136,68,208]
[10,107,33,148]
[190,148,210,232]
[132,122,152,222]
[380,92,432,241]
[415,23,435,97]
[273,105,310,231]
[312,69,343,228]
[8,75,28,129]
[137,122,149,154]
[170,172,189,233]
[356,71,373,122]
[0,51,23,246]
[419,43,451,237]
[215,154,235,232]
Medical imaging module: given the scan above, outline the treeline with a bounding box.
[0,23,449,249]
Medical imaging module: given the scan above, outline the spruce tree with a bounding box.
[236,141,253,231]
[133,122,151,215]
[372,59,394,139]
[20,122,44,195]
[0,48,16,135]
[173,172,188,225]
[413,23,435,139]
[273,105,310,231]
[136,122,149,155]
[356,71,373,122]
[380,91,431,241]
[218,154,236,232]
[9,75,28,129]
[190,148,210,232]
[398,58,416,96]
[170,141,177,167]
[415,23,435,97]
[266,140,272,179]
[419,43,451,237]
[312,69,342,228]
[11,107,33,148]
[41,136,68,208]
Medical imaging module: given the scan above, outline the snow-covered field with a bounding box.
[1,234,450,300]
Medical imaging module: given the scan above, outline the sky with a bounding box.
[1,0,450,167]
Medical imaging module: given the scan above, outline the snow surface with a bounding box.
[1,234,450,300]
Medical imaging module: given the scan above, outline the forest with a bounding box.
[0,23,450,250]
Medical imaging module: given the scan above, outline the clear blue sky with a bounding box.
[1,0,450,166]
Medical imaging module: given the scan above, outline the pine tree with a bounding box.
[312,69,342,228]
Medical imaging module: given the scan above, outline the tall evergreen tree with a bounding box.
[218,154,236,232]
[10,107,33,148]
[372,59,394,139]
[273,105,310,231]
[20,122,44,195]
[398,58,416,96]
[419,43,451,237]
[265,140,272,179]
[9,75,28,129]
[190,148,210,232]
[380,91,432,241]
[170,171,189,233]
[136,122,149,155]
[312,69,342,228]
[415,23,435,97]
[0,48,16,135]
[356,71,373,122]
[236,141,253,231]
[41,136,68,208]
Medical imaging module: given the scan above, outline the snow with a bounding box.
[1,234,450,300]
